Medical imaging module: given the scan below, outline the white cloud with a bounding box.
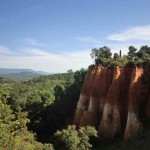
[0,47,93,73]
[0,45,14,55]
[107,25,150,42]
[23,38,47,46]
[22,48,68,62]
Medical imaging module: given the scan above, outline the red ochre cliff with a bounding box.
[74,65,150,139]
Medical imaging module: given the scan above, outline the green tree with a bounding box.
[0,85,54,150]
[136,51,145,58]
[119,50,122,58]
[91,46,112,59]
[90,46,112,65]
[140,45,150,54]
[100,46,112,58]
[67,69,73,73]
[90,48,99,60]
[54,125,98,150]
[136,45,150,58]
[54,85,65,101]
[128,46,137,59]
[113,53,119,60]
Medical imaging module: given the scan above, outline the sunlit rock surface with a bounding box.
[74,65,150,139]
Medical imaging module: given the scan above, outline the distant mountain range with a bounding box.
[0,68,50,80]
[0,68,49,74]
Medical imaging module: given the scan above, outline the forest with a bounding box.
[0,45,150,150]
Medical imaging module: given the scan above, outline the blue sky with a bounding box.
[0,0,150,72]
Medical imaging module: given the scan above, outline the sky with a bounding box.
[0,0,150,72]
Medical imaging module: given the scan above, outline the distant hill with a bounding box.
[0,68,50,80]
[0,68,49,75]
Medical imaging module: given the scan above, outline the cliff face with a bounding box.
[74,65,150,139]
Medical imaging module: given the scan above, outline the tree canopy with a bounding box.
[1,45,150,149]
[90,45,150,67]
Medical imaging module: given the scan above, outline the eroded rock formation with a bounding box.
[74,65,150,139]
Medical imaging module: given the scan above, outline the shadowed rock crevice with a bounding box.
[74,65,150,140]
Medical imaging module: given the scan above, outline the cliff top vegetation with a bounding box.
[90,45,150,67]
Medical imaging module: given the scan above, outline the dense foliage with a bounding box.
[91,45,150,67]
[0,84,54,150]
[0,68,87,149]
[54,125,98,150]
[1,45,150,149]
